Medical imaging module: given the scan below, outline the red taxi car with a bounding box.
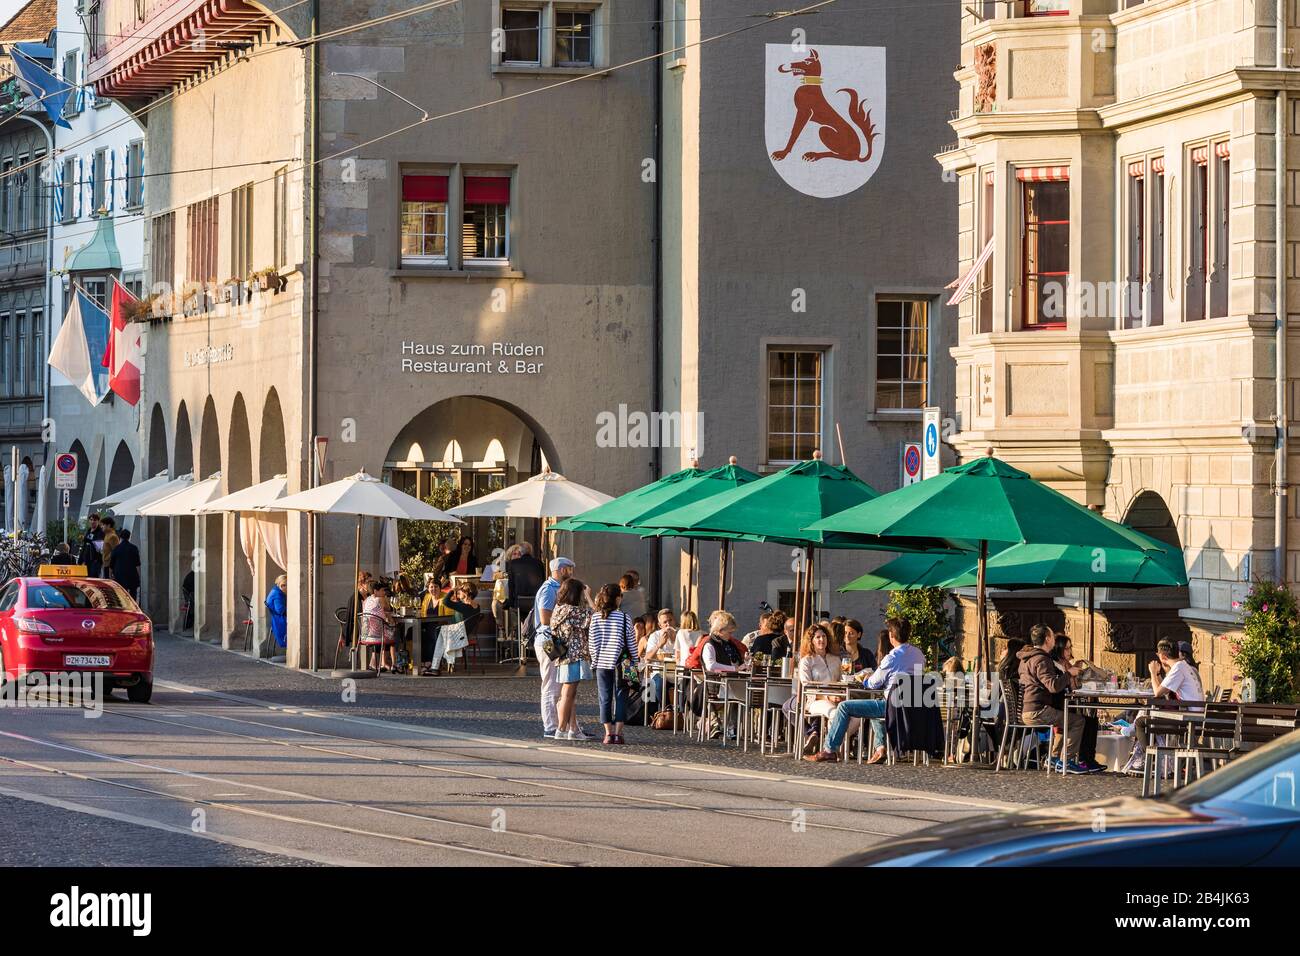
[0,569,153,702]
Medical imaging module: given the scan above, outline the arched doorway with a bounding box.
[145,404,170,622]
[227,394,254,646]
[173,402,194,633]
[107,441,135,497]
[383,396,555,569]
[1116,490,1190,608]
[67,439,90,517]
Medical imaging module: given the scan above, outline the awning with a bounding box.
[111,475,194,516]
[946,237,995,305]
[139,475,224,517]
[195,475,288,514]
[1016,165,1070,182]
[90,470,170,509]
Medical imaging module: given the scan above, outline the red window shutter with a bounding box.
[403,175,448,202]
[464,176,510,204]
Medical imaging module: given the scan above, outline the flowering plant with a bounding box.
[1232,579,1300,703]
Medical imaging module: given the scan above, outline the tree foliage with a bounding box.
[1232,579,1300,703]
[884,586,952,669]
[396,484,473,583]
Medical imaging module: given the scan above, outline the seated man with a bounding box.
[1016,624,1086,773]
[1122,638,1206,774]
[806,617,925,764]
[749,611,791,658]
[641,608,678,704]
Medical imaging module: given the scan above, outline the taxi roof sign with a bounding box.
[37,565,90,577]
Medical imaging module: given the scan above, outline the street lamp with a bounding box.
[328,72,428,120]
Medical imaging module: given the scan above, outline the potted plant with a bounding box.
[1232,579,1300,703]
[251,267,285,293]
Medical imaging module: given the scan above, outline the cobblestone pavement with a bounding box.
[0,794,323,867]
[154,635,1142,806]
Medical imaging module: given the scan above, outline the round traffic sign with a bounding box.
[903,445,921,478]
[56,453,77,474]
[925,422,939,457]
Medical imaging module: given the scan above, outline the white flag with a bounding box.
[48,291,106,406]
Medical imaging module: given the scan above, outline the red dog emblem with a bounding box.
[770,49,877,163]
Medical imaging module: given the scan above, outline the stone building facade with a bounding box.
[938,0,1299,691]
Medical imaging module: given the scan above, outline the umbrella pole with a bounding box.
[718,540,729,611]
[808,546,817,624]
[793,554,805,640]
[1087,584,1095,661]
[351,515,363,671]
[975,539,988,763]
[686,539,696,614]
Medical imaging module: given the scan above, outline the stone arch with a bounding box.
[107,441,135,497]
[198,396,222,479]
[67,439,90,516]
[259,386,288,481]
[174,401,194,476]
[196,396,224,643]
[147,403,168,477]
[228,393,255,643]
[143,405,171,622]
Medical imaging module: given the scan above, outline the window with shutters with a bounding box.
[126,141,144,209]
[186,197,218,288]
[151,212,175,289]
[15,310,26,396]
[62,51,80,118]
[92,148,107,215]
[0,159,10,233]
[14,154,28,232]
[61,156,75,222]
[230,183,254,279]
[463,175,510,261]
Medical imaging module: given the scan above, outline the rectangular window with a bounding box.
[462,175,510,261]
[15,310,26,397]
[667,0,687,63]
[1210,148,1230,319]
[15,154,28,231]
[401,174,449,264]
[62,51,80,117]
[555,9,593,66]
[273,167,288,270]
[83,279,107,309]
[30,308,42,397]
[502,7,542,64]
[0,313,9,398]
[1024,0,1068,14]
[230,182,254,280]
[151,211,175,289]
[125,141,144,209]
[766,348,823,464]
[876,298,930,410]
[186,197,218,287]
[1019,172,1069,328]
[1149,164,1165,327]
[32,151,46,231]
[91,148,107,215]
[1188,153,1209,322]
[61,156,75,222]
[0,159,10,233]
[977,169,994,333]
[1124,161,1145,329]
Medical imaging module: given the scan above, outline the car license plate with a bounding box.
[64,655,111,667]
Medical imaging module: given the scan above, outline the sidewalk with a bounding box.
[153,634,1143,806]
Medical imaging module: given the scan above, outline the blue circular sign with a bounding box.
[924,422,938,457]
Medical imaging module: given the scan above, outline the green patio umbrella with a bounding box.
[555,458,763,611]
[648,452,944,628]
[809,454,1172,734]
[842,536,1188,660]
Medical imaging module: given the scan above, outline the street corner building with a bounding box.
[937,0,1300,687]
[19,0,960,668]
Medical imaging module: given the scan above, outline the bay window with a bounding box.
[1019,168,1070,328]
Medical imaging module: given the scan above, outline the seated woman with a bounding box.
[1051,635,1106,773]
[673,610,704,666]
[795,622,859,755]
[360,581,397,672]
[750,611,791,659]
[419,583,479,676]
[840,618,873,672]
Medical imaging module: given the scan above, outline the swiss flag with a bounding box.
[101,277,142,406]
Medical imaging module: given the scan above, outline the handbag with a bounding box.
[617,616,641,690]
[538,625,568,662]
[651,710,675,730]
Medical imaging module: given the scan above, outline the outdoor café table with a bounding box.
[394,613,455,673]
[796,680,884,762]
[1061,687,1155,775]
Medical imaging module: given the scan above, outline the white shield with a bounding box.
[765,44,886,199]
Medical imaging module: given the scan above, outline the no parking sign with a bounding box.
[900,442,922,487]
[55,453,78,490]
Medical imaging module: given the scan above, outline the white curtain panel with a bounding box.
[250,513,289,572]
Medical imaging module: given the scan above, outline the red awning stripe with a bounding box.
[1015,165,1070,182]
[464,176,511,205]
[946,237,995,306]
[984,169,994,186]
[1127,160,1145,177]
[1150,156,1165,173]
[1215,141,1230,158]
[1191,146,1209,165]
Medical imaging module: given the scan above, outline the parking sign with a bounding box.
[55,453,78,490]
[901,442,922,487]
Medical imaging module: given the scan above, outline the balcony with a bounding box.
[86,0,271,99]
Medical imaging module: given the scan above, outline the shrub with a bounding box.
[396,483,473,583]
[1232,579,1300,703]
[885,586,952,669]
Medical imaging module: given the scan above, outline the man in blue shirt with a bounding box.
[806,617,926,764]
[534,556,575,738]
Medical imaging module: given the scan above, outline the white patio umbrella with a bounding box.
[378,517,401,576]
[33,465,47,539]
[90,470,170,510]
[194,475,289,514]
[138,474,224,516]
[264,471,462,669]
[112,474,194,516]
[449,468,613,518]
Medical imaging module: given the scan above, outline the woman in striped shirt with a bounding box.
[589,583,640,745]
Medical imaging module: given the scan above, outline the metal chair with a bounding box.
[1173,701,1240,786]
[995,684,1054,772]
[332,606,352,670]
[760,680,794,754]
[1141,703,1198,797]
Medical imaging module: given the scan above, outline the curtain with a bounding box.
[249,513,289,571]
[238,513,257,576]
